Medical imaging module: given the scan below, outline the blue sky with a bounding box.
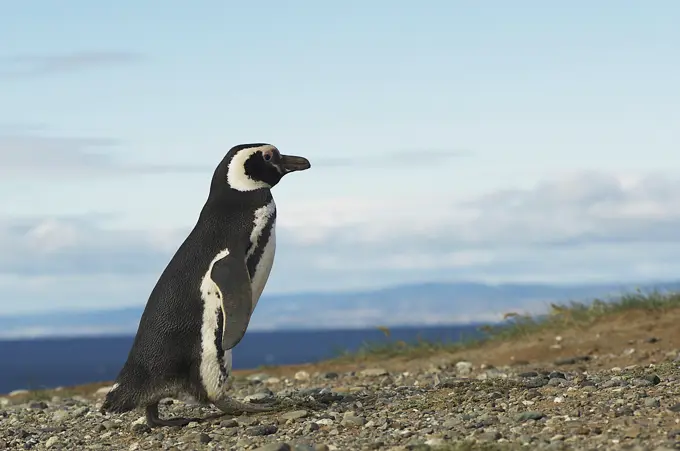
[1,1,680,315]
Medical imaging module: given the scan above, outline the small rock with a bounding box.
[479,430,501,441]
[360,368,388,377]
[73,406,89,418]
[644,398,661,408]
[548,378,567,387]
[220,419,238,428]
[645,374,661,385]
[554,356,590,365]
[324,372,339,379]
[668,403,680,413]
[515,411,545,422]
[518,371,539,378]
[280,410,309,421]
[131,423,151,435]
[51,411,69,423]
[253,444,292,451]
[44,437,59,449]
[304,423,320,434]
[294,371,310,381]
[524,377,548,389]
[455,361,473,376]
[340,412,366,427]
[631,378,654,387]
[246,425,278,436]
[197,433,211,444]
[237,416,259,426]
[247,373,271,382]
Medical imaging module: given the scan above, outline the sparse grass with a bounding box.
[332,289,680,362]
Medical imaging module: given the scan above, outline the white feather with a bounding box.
[198,248,233,400]
[248,201,277,309]
[226,144,275,191]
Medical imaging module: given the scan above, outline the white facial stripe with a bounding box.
[227,144,276,192]
[199,248,233,400]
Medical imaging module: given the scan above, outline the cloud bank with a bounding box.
[0,51,144,78]
[2,170,680,314]
[0,131,211,177]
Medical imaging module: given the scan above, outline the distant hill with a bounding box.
[1,280,678,339]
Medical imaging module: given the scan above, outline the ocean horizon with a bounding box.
[0,323,486,394]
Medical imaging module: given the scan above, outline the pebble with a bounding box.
[515,411,545,422]
[246,425,278,436]
[359,368,388,377]
[294,371,310,381]
[455,361,473,376]
[253,444,292,451]
[280,410,309,421]
[44,436,59,449]
[340,412,366,427]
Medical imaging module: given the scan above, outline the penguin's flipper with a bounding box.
[210,252,254,351]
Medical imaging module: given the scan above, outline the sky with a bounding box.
[1,1,680,315]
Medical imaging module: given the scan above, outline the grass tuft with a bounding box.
[332,289,680,362]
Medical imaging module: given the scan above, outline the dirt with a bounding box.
[10,307,678,398]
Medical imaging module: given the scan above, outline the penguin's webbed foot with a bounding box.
[213,396,278,415]
[145,403,203,428]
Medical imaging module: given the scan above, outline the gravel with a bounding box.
[1,357,679,450]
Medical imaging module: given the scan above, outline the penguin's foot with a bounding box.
[213,396,278,415]
[145,402,203,428]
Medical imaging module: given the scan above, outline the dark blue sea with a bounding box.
[0,324,486,394]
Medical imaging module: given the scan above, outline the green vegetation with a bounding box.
[333,289,680,362]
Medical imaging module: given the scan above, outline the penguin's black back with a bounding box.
[104,190,273,410]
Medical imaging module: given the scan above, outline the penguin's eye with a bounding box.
[263,152,272,162]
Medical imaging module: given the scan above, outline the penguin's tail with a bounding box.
[100,382,139,415]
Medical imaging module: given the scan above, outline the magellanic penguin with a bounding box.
[100,144,311,428]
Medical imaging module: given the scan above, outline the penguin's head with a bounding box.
[215,143,311,193]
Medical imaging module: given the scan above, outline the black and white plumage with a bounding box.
[100,143,311,428]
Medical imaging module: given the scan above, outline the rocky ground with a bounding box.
[1,307,679,451]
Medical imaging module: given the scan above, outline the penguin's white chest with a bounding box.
[247,201,277,309]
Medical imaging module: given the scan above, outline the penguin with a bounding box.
[100,143,311,427]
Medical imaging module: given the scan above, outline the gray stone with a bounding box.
[252,444,292,451]
[281,410,309,421]
[246,425,278,436]
[360,368,388,377]
[515,411,545,422]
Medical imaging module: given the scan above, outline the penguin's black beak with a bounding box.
[280,155,311,173]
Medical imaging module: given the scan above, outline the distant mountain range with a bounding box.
[1,280,679,340]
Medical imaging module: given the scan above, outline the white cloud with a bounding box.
[2,170,680,314]
[0,130,211,177]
